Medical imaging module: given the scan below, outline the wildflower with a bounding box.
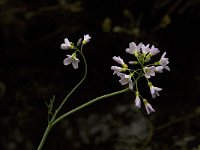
[143,99,155,114]
[112,56,128,75]
[61,38,73,50]
[143,66,156,78]
[111,66,123,75]
[117,72,133,89]
[125,42,142,56]
[63,53,80,69]
[155,66,164,73]
[148,82,162,99]
[159,52,170,71]
[113,56,125,65]
[149,45,160,56]
[112,56,128,68]
[135,91,141,108]
[82,34,91,45]
[141,44,150,54]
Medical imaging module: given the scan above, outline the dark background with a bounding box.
[0,0,200,150]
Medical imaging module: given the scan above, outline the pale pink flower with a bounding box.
[63,54,80,69]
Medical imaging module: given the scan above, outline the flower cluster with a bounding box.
[61,34,91,69]
[111,42,170,114]
[37,35,170,150]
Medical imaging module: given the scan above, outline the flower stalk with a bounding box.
[37,35,170,150]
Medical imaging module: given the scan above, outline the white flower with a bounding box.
[112,56,126,65]
[135,91,141,108]
[125,42,142,56]
[159,52,170,71]
[117,72,133,89]
[111,66,122,75]
[63,54,80,69]
[61,38,73,50]
[143,66,156,78]
[141,44,150,54]
[148,82,162,99]
[112,56,127,74]
[143,99,155,114]
[149,45,159,56]
[82,34,91,44]
[155,66,164,73]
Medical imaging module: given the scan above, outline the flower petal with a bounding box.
[135,96,141,108]
[113,56,125,65]
[145,103,155,114]
[63,57,72,65]
[61,44,69,50]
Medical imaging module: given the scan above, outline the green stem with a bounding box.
[51,88,130,127]
[37,88,130,150]
[37,125,52,150]
[53,51,87,121]
[37,51,87,150]
[37,50,142,150]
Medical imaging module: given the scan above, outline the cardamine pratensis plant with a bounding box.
[37,34,170,150]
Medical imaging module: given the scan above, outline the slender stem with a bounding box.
[37,125,52,150]
[37,88,130,150]
[37,51,142,150]
[51,88,130,127]
[55,70,142,127]
[37,50,87,150]
[53,51,87,120]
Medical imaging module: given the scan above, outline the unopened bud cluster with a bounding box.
[111,42,170,114]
